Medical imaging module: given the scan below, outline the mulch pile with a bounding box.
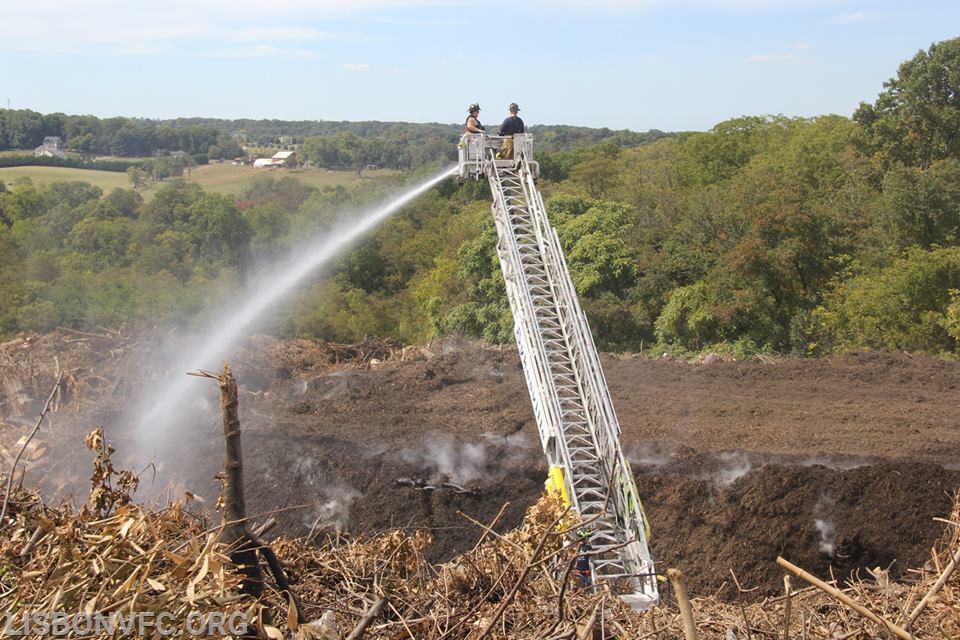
[1,433,958,639]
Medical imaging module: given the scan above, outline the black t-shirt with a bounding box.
[499,115,525,136]
[464,115,484,131]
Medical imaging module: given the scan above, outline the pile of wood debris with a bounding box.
[1,431,958,639]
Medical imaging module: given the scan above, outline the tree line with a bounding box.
[2,37,960,356]
[0,109,669,171]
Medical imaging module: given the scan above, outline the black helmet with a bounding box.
[509,102,520,112]
[469,103,480,112]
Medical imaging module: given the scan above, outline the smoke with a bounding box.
[709,451,754,489]
[798,455,869,471]
[305,484,362,532]
[814,518,836,556]
[813,494,837,556]
[625,443,672,469]
[399,432,533,486]
[279,455,361,531]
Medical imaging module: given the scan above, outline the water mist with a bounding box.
[127,166,457,475]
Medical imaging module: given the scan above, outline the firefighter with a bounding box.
[464,103,485,133]
[574,529,593,589]
[497,102,525,159]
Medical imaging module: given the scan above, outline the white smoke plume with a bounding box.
[710,451,754,488]
[813,493,837,556]
[799,455,869,471]
[291,455,361,531]
[399,432,533,486]
[625,443,672,468]
[814,518,836,556]
[306,484,362,532]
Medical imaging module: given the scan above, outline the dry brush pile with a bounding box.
[3,333,960,638]
[1,431,959,639]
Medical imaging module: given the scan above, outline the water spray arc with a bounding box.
[130,166,457,458]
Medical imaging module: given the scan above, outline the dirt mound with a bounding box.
[3,332,960,600]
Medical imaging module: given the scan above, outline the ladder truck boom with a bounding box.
[458,133,659,609]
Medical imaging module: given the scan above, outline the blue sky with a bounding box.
[3,0,958,132]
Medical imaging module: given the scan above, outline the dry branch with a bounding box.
[776,556,911,640]
[907,529,960,624]
[0,371,62,524]
[668,568,698,640]
[346,596,388,640]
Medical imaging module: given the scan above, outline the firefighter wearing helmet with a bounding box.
[464,103,485,134]
[498,102,525,159]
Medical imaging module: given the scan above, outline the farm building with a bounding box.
[272,150,296,166]
[34,136,66,159]
[252,151,297,169]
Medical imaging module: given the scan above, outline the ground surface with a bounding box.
[3,332,959,600]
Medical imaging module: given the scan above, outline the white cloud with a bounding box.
[745,52,799,63]
[343,63,372,72]
[0,0,423,54]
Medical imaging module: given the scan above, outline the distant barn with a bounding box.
[271,150,296,167]
[252,150,297,168]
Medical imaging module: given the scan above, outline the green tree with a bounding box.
[65,217,134,269]
[2,179,52,222]
[243,201,291,261]
[128,166,149,189]
[553,198,639,297]
[812,246,960,353]
[0,109,45,149]
[854,36,960,167]
[568,154,621,199]
[184,193,251,267]
[872,159,960,251]
[96,188,144,219]
[140,179,205,231]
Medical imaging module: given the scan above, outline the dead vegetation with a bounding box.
[3,332,960,638]
[2,428,958,639]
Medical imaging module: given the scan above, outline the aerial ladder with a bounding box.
[458,133,660,609]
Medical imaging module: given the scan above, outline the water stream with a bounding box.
[129,165,457,467]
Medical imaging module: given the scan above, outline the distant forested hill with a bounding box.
[0,110,670,170]
[3,37,960,357]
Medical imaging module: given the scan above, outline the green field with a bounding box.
[0,163,400,201]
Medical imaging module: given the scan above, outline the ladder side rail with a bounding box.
[504,163,613,522]
[488,165,560,451]
[522,166,653,553]
[513,160,632,559]
[520,162,626,479]
[500,241,558,463]
[531,207,659,605]
[490,159,607,526]
[506,281,553,459]
[495,154,658,607]
[486,161,583,511]
[518,170,628,549]
[489,173,556,457]
[519,158,659,603]
[515,160,616,478]
[538,233,656,573]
